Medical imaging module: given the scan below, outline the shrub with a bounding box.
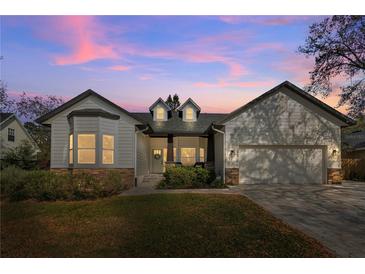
[1,140,38,170]
[0,167,127,201]
[160,166,215,189]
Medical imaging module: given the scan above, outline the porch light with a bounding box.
[332,149,338,156]
[229,150,235,158]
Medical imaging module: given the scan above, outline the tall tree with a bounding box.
[0,81,15,113]
[299,15,365,117]
[165,93,180,110]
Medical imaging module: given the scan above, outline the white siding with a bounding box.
[0,118,37,159]
[47,95,138,168]
[224,88,342,170]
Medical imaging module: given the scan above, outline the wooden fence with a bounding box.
[342,158,365,181]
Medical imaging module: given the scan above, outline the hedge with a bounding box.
[0,166,129,201]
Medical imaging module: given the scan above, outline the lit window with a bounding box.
[102,134,114,164]
[8,128,15,142]
[77,134,96,164]
[180,148,196,166]
[156,107,165,120]
[69,134,73,164]
[185,108,194,120]
[199,148,205,162]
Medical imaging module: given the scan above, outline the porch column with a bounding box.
[167,134,174,162]
[207,133,215,162]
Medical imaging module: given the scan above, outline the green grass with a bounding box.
[1,194,334,257]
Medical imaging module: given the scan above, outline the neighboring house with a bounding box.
[36,81,354,185]
[0,113,39,159]
[342,130,365,159]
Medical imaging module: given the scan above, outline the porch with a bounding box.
[136,132,224,181]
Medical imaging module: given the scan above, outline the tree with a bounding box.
[0,86,64,168]
[299,16,365,118]
[0,81,15,112]
[165,93,180,110]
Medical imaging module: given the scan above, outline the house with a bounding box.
[342,130,365,159]
[0,113,39,159]
[35,81,354,186]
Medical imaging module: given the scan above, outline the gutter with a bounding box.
[211,125,225,184]
[134,125,149,186]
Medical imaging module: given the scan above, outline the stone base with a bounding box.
[327,168,343,184]
[225,168,239,185]
[51,168,135,189]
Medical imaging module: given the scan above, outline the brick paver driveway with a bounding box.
[232,181,365,257]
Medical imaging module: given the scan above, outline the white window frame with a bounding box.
[102,134,114,165]
[77,133,96,164]
[155,107,165,121]
[69,134,73,164]
[199,148,205,162]
[185,107,194,121]
[180,147,196,166]
[8,128,15,142]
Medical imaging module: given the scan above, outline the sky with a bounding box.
[1,16,347,113]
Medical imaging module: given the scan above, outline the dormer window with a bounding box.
[185,107,194,121]
[178,98,200,122]
[156,107,165,121]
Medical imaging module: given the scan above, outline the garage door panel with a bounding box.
[239,146,323,184]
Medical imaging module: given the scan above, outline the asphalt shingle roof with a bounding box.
[132,112,227,135]
[0,113,14,123]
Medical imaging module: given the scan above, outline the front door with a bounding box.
[152,149,164,173]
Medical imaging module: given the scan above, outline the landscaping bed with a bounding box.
[0,166,130,201]
[1,193,334,257]
[157,166,225,189]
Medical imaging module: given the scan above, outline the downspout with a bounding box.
[134,125,149,186]
[211,125,225,184]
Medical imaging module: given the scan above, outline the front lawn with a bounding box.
[1,194,333,257]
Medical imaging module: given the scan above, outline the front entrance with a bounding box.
[152,149,164,173]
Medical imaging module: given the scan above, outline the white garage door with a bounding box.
[239,146,324,184]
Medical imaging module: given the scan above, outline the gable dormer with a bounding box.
[178,98,201,122]
[149,98,171,121]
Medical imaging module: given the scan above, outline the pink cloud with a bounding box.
[194,80,275,88]
[139,75,153,81]
[108,65,130,71]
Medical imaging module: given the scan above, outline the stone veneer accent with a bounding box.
[327,168,343,184]
[225,168,239,185]
[51,168,135,189]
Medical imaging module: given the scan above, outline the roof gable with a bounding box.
[218,81,355,126]
[35,89,144,125]
[149,98,171,112]
[178,98,201,112]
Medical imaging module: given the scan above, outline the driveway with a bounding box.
[232,181,365,257]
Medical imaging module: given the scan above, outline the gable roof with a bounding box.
[0,113,14,124]
[218,81,355,126]
[178,97,201,112]
[35,89,145,125]
[148,97,171,112]
[133,111,226,135]
[0,113,39,150]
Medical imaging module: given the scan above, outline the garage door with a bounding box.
[239,146,324,184]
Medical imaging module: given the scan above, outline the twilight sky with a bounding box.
[1,16,347,113]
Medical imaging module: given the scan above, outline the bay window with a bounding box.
[199,148,205,162]
[77,134,96,164]
[102,134,114,164]
[69,134,73,164]
[180,148,196,166]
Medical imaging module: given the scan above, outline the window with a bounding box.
[156,107,165,120]
[69,134,73,164]
[180,148,196,166]
[199,148,205,162]
[185,107,194,120]
[77,134,96,164]
[8,128,15,142]
[102,134,114,164]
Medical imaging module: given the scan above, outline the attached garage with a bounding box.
[238,145,326,184]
